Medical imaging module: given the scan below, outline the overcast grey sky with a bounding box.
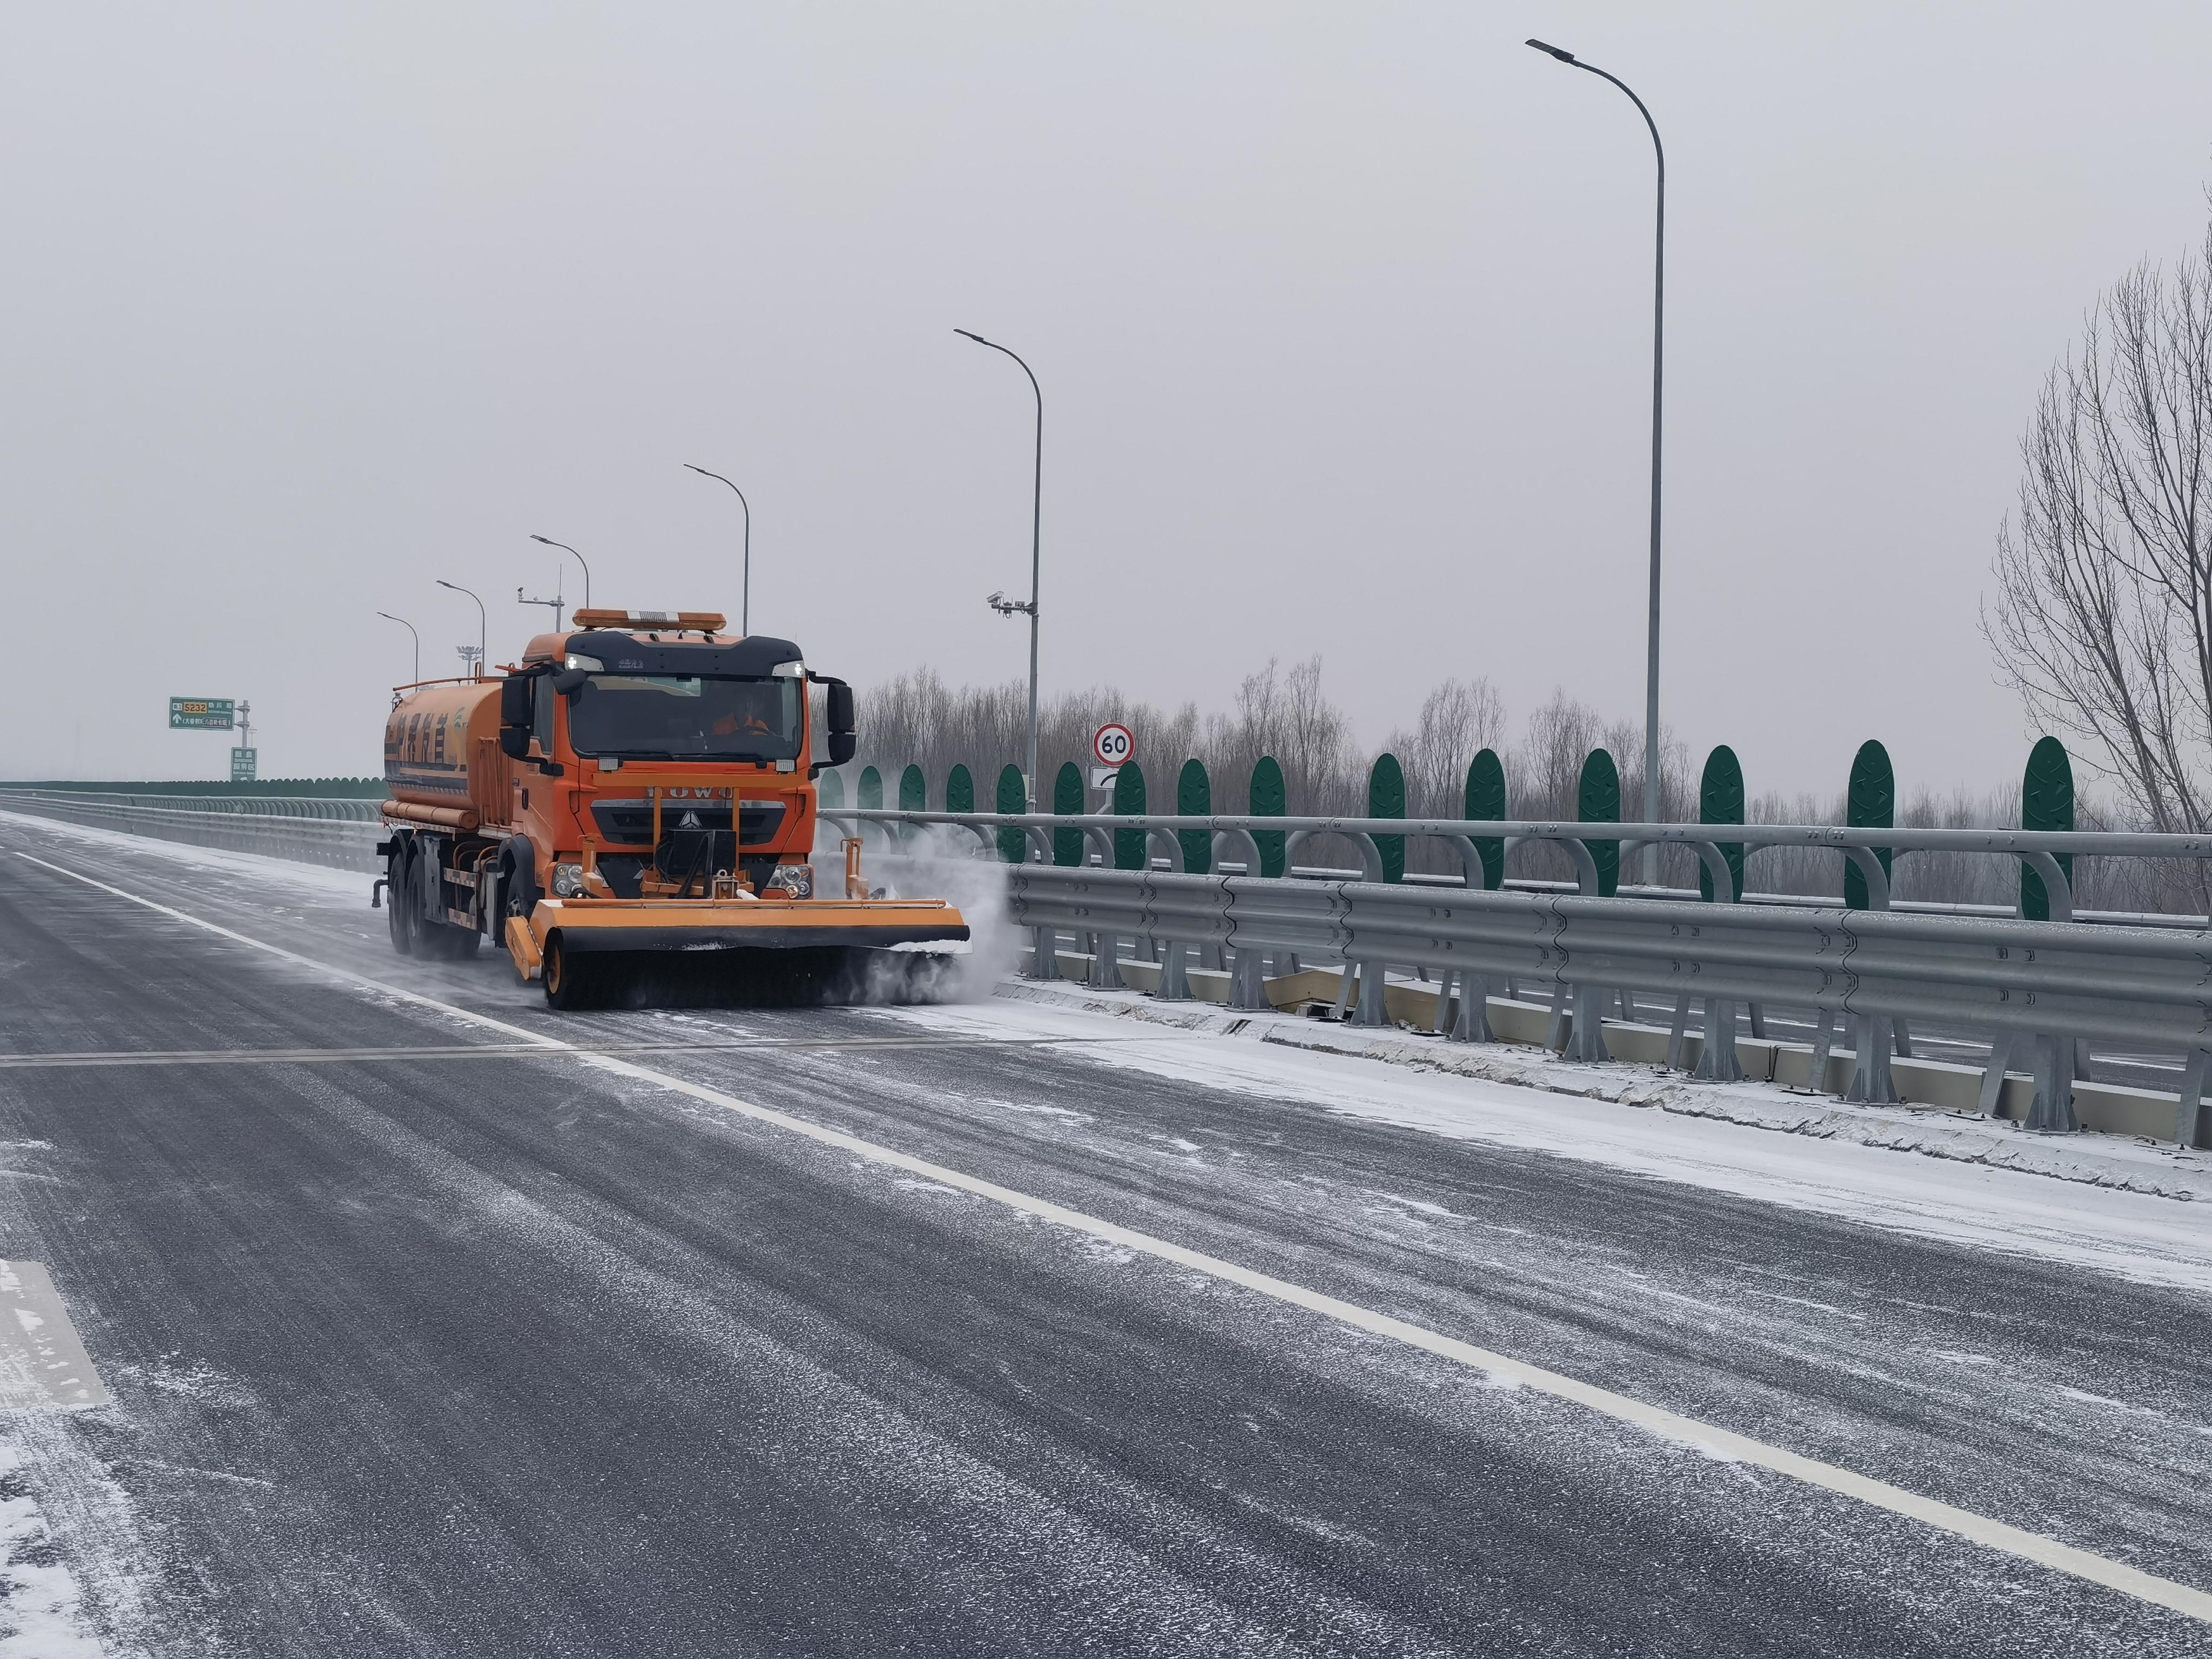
[4,2,2209,795]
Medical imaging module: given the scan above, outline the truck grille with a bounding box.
[590,798,787,847]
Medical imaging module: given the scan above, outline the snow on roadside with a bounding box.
[0,1422,149,1658]
[871,990,2212,1296]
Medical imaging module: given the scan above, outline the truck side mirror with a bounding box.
[498,674,534,760]
[826,730,857,766]
[826,682,854,733]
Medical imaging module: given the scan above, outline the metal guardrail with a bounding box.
[830,808,2212,1142]
[824,808,2212,920]
[1259,865,2210,932]
[0,790,384,820]
[0,790,383,872]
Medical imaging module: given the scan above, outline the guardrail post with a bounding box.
[1433,967,1493,1042]
[2027,1034,2079,1132]
[1355,958,1391,1026]
[1977,1034,2014,1117]
[2176,1050,2210,1147]
[1230,944,1270,1010]
[1692,997,1743,1082]
[1807,1008,1839,1096]
[1088,927,1125,989]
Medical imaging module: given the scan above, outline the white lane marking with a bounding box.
[15,847,2212,1624]
[0,1262,109,1411]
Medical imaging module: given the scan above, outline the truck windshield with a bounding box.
[567,675,802,761]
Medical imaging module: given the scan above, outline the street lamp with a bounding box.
[436,580,486,679]
[956,327,1043,810]
[376,611,420,685]
[682,466,751,635]
[529,535,591,610]
[1527,38,1667,882]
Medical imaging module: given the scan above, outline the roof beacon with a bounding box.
[572,609,729,635]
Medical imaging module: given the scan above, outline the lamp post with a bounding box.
[376,612,420,685]
[955,328,1043,810]
[436,580,486,679]
[681,467,752,635]
[529,535,591,611]
[1527,38,1667,882]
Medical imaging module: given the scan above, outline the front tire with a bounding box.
[543,934,597,1009]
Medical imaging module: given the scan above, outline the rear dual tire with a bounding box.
[387,841,420,956]
[386,835,483,961]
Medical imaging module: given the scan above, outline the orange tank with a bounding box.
[382,680,503,829]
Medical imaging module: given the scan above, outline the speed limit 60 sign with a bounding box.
[1092,723,1135,767]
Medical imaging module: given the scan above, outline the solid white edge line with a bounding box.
[14,844,2211,1625]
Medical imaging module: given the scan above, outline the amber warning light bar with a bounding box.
[572,609,728,632]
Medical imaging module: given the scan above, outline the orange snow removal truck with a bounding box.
[376,608,968,1008]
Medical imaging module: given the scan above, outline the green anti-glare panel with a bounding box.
[899,765,925,813]
[1843,739,1894,911]
[818,770,845,809]
[1112,761,1148,871]
[946,764,974,814]
[1053,761,1084,867]
[1367,753,1406,884]
[1464,749,1505,891]
[2020,736,2074,920]
[1697,744,1745,903]
[1177,758,1211,874]
[1577,748,1621,898]
[995,764,1026,864]
[858,766,882,811]
[1249,756,1286,879]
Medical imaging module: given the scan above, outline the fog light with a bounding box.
[766,864,814,899]
[551,862,585,898]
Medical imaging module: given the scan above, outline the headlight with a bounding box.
[766,864,814,899]
[771,659,805,679]
[551,862,585,898]
[564,653,603,672]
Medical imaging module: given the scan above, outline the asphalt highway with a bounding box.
[2,815,2210,1656]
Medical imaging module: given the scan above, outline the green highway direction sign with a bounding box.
[230,747,258,783]
[169,697,234,731]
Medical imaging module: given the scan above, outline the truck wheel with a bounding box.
[387,842,419,956]
[542,935,596,1010]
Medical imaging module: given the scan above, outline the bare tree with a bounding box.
[1386,677,1507,818]
[1984,201,2212,841]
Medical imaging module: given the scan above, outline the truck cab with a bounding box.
[380,607,860,968]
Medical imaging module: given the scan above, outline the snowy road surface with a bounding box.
[2,812,2210,1656]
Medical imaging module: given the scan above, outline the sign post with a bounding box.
[1090,724,1135,800]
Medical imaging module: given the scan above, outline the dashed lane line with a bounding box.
[12,846,2211,1626]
